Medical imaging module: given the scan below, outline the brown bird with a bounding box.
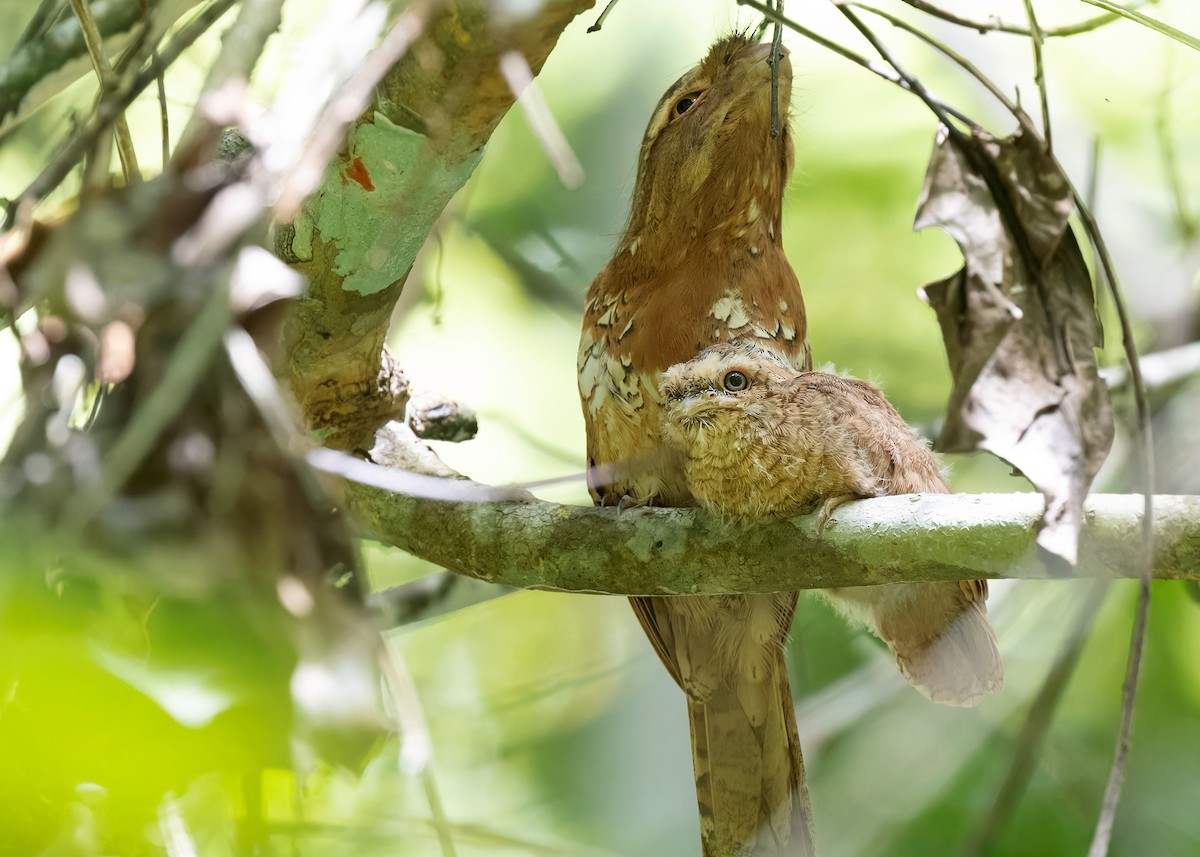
[578,34,813,856]
[659,342,1004,706]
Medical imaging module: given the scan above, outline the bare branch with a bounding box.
[1020,0,1051,151]
[69,0,141,183]
[1070,129,1157,857]
[1102,342,1200,406]
[895,0,1159,38]
[155,49,170,167]
[1074,0,1200,52]
[737,0,978,128]
[372,572,513,628]
[849,3,1038,137]
[499,51,584,189]
[15,0,64,51]
[586,0,621,33]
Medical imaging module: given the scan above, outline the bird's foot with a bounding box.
[600,492,654,512]
[816,494,857,533]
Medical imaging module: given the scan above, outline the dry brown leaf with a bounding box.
[916,125,1114,565]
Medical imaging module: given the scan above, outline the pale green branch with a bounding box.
[1075,0,1200,51]
[346,477,1200,595]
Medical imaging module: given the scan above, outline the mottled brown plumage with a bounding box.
[577,34,813,856]
[660,342,1004,706]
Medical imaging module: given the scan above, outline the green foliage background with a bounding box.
[1,1,1199,855]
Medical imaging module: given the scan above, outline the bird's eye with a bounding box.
[722,371,749,392]
[674,96,696,116]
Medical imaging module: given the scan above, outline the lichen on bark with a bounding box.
[282,1,595,450]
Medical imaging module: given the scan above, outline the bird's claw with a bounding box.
[815,495,856,533]
[600,492,654,513]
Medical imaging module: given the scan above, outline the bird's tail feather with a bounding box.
[687,647,817,856]
[824,580,1003,708]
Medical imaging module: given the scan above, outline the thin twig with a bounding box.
[372,572,514,629]
[586,0,621,33]
[81,120,116,196]
[156,52,170,167]
[1075,0,1200,52]
[833,2,1059,327]
[1020,0,1051,151]
[1080,198,1157,857]
[768,0,784,138]
[896,0,1157,38]
[131,0,171,170]
[838,1,1079,378]
[499,51,584,189]
[108,5,159,79]
[1102,342,1200,406]
[851,4,1039,138]
[308,444,635,503]
[4,0,240,225]
[849,0,1108,376]
[1058,62,1155,857]
[69,0,141,184]
[735,0,978,127]
[962,582,1110,857]
[379,646,458,857]
[1045,77,1157,857]
[830,5,972,142]
[225,327,302,450]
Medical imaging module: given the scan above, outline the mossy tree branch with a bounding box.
[315,426,1200,596]
[281,0,595,449]
[348,483,1200,595]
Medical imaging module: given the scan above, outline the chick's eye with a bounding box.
[674,96,696,116]
[722,371,748,392]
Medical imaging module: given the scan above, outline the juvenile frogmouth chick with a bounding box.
[660,341,1004,706]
